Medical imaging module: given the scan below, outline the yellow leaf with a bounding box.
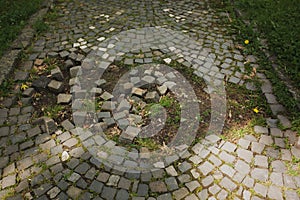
[21,83,29,91]
[253,107,259,113]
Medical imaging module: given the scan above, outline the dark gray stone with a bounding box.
[101,186,116,199]
[51,67,64,81]
[32,76,51,92]
[115,189,129,200]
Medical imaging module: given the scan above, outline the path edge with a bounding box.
[0,0,55,85]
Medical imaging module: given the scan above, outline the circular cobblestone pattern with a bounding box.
[0,0,299,199]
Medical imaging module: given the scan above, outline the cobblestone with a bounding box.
[0,1,297,199]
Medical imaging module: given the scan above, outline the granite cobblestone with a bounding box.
[0,0,298,199]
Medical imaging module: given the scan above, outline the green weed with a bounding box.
[0,0,44,56]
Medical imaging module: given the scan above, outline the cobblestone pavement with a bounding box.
[0,0,300,199]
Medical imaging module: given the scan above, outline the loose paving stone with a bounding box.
[42,117,57,134]
[57,94,72,104]
[132,87,147,97]
[48,80,64,93]
[51,67,64,81]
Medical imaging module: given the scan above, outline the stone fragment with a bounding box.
[117,99,131,111]
[120,126,141,143]
[145,91,159,101]
[61,119,75,131]
[64,59,73,69]
[42,117,57,134]
[48,80,64,93]
[73,111,87,126]
[157,85,168,95]
[246,82,257,91]
[61,151,70,161]
[22,88,35,97]
[132,87,147,97]
[265,93,278,104]
[251,141,265,154]
[237,148,253,163]
[101,101,116,111]
[95,79,107,87]
[32,76,51,92]
[51,67,64,81]
[70,66,82,78]
[57,94,72,104]
[100,91,114,100]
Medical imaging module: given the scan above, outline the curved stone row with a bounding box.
[0,0,299,199]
